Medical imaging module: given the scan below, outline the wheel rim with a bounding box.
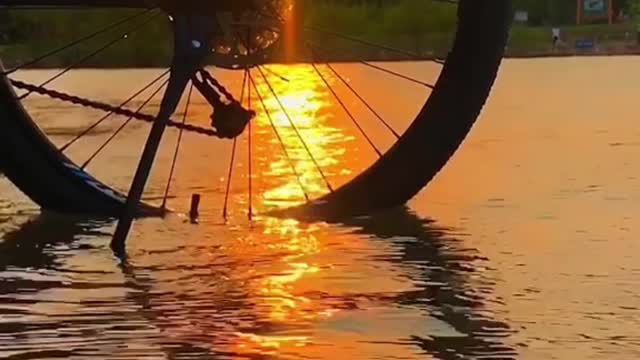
[0,0,512,220]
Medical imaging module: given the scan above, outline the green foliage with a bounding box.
[1,9,172,67]
[0,1,637,67]
[306,0,456,58]
[1,1,459,66]
[630,0,640,21]
[513,0,576,25]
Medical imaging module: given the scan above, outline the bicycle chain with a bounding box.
[198,69,237,103]
[10,79,221,138]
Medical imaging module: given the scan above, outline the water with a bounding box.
[1,57,640,359]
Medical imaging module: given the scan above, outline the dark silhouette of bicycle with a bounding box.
[0,0,512,247]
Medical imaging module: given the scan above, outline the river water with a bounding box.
[1,57,640,359]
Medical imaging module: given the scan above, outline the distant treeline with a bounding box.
[0,0,457,67]
[0,1,637,68]
[1,8,172,67]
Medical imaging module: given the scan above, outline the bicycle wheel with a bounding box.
[0,0,512,221]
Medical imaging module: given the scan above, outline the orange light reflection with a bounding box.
[251,65,355,210]
[232,65,361,356]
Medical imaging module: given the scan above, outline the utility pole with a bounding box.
[608,0,614,25]
[577,0,582,25]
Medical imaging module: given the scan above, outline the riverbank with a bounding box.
[2,39,638,69]
[0,4,639,68]
[507,23,640,58]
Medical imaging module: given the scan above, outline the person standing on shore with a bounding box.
[552,27,561,50]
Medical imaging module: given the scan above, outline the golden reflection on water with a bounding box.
[227,64,386,355]
[6,65,429,359]
[6,59,640,359]
[250,65,362,210]
[232,66,344,355]
[228,220,335,355]
[181,63,402,356]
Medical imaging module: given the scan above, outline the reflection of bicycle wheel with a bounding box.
[0,1,511,221]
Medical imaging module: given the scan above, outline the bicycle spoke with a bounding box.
[309,61,383,158]
[255,66,334,193]
[309,42,435,89]
[259,65,289,83]
[18,10,161,100]
[223,126,239,220]
[59,69,171,152]
[307,41,403,141]
[81,77,169,170]
[253,3,448,64]
[3,9,154,75]
[249,72,310,203]
[247,69,254,220]
[304,26,444,64]
[223,70,249,221]
[161,82,193,210]
[323,62,401,139]
[360,62,435,89]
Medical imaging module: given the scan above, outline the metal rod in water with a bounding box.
[190,193,201,223]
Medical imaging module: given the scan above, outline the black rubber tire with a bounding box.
[290,0,513,219]
[0,0,511,219]
[0,66,158,217]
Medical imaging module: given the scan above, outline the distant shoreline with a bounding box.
[1,51,639,70]
[505,49,640,59]
[0,42,640,69]
[2,5,639,69]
